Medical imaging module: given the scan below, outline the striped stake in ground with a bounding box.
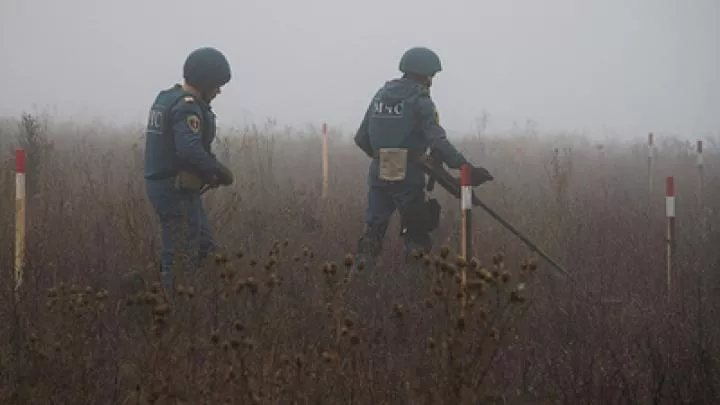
[15,149,26,292]
[459,164,473,321]
[322,123,329,198]
[697,140,706,236]
[665,176,675,299]
[648,133,654,194]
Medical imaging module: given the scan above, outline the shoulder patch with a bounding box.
[183,96,195,103]
[434,107,440,124]
[186,114,201,133]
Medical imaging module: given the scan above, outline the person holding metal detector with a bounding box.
[143,47,235,295]
[353,46,494,270]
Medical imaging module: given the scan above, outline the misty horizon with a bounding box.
[2,0,718,140]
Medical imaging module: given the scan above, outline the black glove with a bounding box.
[215,162,234,186]
[470,165,493,185]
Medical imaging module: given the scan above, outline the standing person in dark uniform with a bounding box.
[143,47,235,294]
[353,46,493,270]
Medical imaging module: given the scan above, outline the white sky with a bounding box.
[1,0,718,138]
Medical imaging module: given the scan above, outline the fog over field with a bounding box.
[1,0,718,138]
[1,1,720,404]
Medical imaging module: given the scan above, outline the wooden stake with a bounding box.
[665,176,675,300]
[15,149,26,293]
[321,123,329,198]
[459,164,473,319]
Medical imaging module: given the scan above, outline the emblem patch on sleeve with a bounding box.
[434,108,440,124]
[186,115,201,133]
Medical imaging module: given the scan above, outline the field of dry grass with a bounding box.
[0,113,719,404]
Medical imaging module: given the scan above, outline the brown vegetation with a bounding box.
[0,113,718,404]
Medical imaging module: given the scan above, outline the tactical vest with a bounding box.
[367,79,428,154]
[143,85,214,179]
[366,79,429,186]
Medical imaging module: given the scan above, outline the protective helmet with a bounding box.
[399,47,442,77]
[183,47,232,90]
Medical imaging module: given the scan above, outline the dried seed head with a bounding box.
[492,252,505,266]
[477,269,493,282]
[468,258,481,270]
[440,245,451,259]
[455,256,467,267]
[501,271,511,283]
[186,286,195,298]
[214,253,229,265]
[344,254,354,268]
[392,303,404,317]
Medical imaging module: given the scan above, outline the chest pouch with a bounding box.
[377,148,408,181]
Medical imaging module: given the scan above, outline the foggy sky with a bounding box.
[1,0,718,139]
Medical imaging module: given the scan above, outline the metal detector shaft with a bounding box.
[416,155,573,280]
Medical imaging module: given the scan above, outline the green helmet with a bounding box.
[183,47,232,91]
[398,47,442,77]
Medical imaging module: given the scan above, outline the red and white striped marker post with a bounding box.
[697,140,707,238]
[15,149,26,292]
[697,139,704,197]
[648,133,654,194]
[459,164,473,317]
[665,176,675,299]
[321,123,329,199]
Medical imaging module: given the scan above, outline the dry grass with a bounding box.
[0,113,719,404]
